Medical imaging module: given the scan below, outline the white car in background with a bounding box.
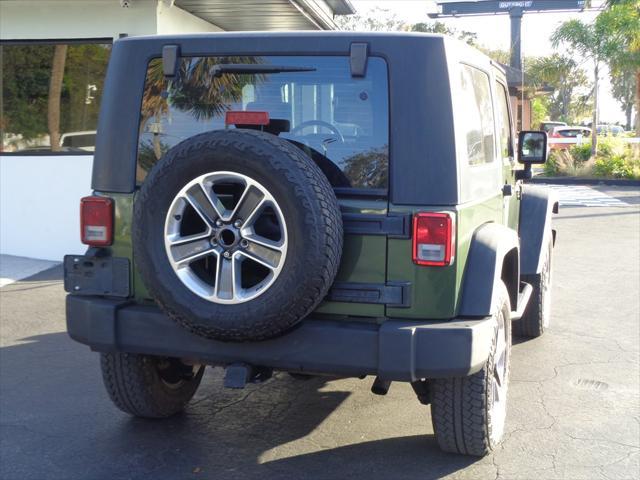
[548,126,592,150]
[60,130,97,152]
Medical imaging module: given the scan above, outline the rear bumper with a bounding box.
[66,295,496,381]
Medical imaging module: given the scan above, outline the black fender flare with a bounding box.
[519,185,559,275]
[459,223,520,317]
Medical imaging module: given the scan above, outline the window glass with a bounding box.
[459,65,495,165]
[496,82,512,158]
[1,42,111,153]
[137,56,389,189]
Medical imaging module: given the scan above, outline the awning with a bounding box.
[175,0,355,31]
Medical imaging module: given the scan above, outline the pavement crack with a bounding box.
[565,433,640,451]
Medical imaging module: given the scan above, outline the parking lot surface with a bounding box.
[1,185,638,480]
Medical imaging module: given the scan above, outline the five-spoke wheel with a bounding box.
[164,171,287,304]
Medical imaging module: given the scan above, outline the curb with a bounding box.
[528,176,640,187]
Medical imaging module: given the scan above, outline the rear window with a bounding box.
[137,56,389,190]
[557,129,589,138]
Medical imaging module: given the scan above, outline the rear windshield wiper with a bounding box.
[211,64,316,77]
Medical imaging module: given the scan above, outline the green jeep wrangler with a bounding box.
[65,32,557,457]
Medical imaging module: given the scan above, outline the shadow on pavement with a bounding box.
[22,264,64,282]
[0,331,477,480]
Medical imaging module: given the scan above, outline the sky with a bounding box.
[349,0,625,124]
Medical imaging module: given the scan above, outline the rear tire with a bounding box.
[514,239,553,338]
[100,353,204,418]
[430,282,512,456]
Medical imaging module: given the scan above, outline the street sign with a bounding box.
[429,1,589,70]
[430,0,587,17]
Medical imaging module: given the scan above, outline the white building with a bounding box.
[0,0,354,261]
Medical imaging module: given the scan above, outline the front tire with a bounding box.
[100,353,204,418]
[430,282,512,456]
[514,239,553,338]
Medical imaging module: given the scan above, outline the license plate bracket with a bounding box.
[64,255,130,297]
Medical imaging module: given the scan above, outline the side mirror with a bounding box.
[518,131,548,164]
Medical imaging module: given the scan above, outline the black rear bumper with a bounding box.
[66,295,496,381]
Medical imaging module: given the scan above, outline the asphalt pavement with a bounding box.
[1,185,638,480]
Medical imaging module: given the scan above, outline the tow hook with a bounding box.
[223,363,273,389]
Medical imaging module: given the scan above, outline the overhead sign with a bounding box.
[433,0,587,16]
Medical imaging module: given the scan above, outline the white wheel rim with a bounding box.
[164,171,288,305]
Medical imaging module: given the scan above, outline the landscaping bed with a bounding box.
[543,137,640,181]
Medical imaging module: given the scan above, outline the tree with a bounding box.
[478,48,510,64]
[1,43,110,151]
[47,44,67,151]
[552,19,608,155]
[335,7,478,46]
[530,97,549,129]
[335,7,405,31]
[139,56,262,164]
[597,0,640,136]
[526,54,591,123]
[1,45,53,142]
[411,21,478,45]
[611,68,637,129]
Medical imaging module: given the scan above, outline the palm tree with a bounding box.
[552,20,606,155]
[527,54,590,122]
[598,0,640,141]
[140,56,263,162]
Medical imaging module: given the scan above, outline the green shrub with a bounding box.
[541,137,639,179]
[596,136,625,159]
[570,143,592,163]
[594,154,640,179]
[544,151,561,176]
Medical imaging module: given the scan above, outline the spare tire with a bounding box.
[134,129,343,342]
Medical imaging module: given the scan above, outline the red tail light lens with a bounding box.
[412,212,455,266]
[225,111,270,126]
[80,196,113,246]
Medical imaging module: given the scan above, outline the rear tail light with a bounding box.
[80,196,113,246]
[412,212,455,266]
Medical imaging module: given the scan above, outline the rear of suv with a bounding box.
[65,32,557,457]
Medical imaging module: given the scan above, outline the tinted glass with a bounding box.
[137,56,389,189]
[459,65,495,165]
[558,129,589,138]
[495,82,512,158]
[1,42,111,153]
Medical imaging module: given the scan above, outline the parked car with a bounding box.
[548,126,592,149]
[596,124,624,137]
[64,33,557,457]
[60,130,97,152]
[540,121,567,133]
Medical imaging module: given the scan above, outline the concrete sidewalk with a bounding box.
[0,255,60,287]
